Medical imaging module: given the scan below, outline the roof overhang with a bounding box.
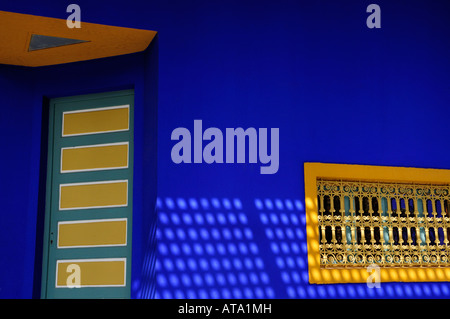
[0,11,157,67]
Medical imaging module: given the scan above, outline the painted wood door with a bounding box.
[41,90,134,298]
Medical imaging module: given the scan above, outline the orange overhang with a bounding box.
[0,11,157,67]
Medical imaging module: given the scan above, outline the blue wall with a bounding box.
[0,0,449,298]
[0,65,36,298]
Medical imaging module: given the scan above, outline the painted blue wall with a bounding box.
[0,0,449,298]
[0,65,36,298]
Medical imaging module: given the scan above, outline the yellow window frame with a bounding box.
[304,162,450,284]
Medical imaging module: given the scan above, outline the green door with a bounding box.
[41,90,134,298]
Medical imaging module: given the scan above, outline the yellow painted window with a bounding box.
[304,163,450,284]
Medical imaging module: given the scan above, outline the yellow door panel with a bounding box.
[61,143,128,173]
[62,105,129,136]
[59,180,128,210]
[58,219,127,248]
[56,259,126,287]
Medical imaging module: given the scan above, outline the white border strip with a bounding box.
[59,180,128,211]
[55,258,127,288]
[60,142,129,174]
[57,218,128,249]
[62,104,130,137]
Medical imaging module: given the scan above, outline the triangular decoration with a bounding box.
[29,34,88,51]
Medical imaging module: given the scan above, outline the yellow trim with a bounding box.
[61,143,128,172]
[0,11,157,67]
[58,219,127,248]
[56,259,126,287]
[304,162,450,284]
[59,180,128,210]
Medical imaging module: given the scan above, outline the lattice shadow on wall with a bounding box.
[140,196,450,298]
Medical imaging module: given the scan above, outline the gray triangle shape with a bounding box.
[29,34,89,51]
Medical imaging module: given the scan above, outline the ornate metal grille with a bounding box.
[317,179,450,268]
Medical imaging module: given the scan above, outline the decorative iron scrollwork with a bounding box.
[317,179,450,268]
